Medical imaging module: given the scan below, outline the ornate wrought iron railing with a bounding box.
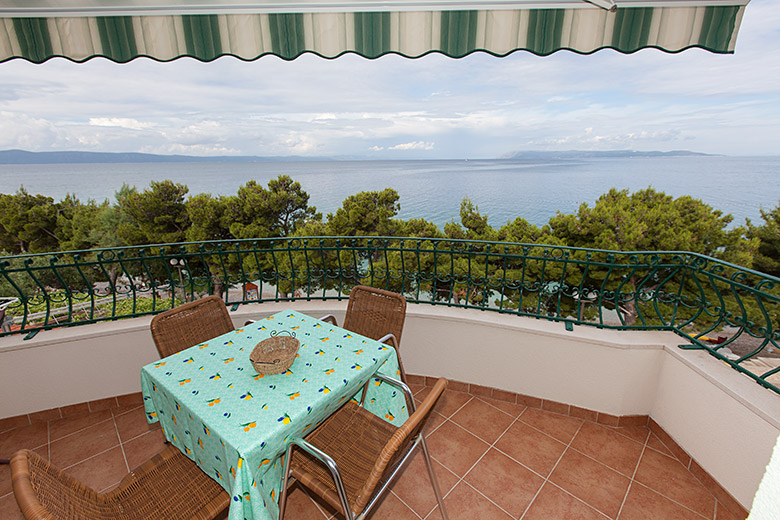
[1,237,778,394]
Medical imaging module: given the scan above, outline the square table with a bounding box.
[141,309,409,520]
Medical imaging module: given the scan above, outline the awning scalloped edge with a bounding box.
[0,6,746,64]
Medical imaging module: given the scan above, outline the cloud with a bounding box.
[140,143,240,155]
[0,111,59,150]
[526,129,685,149]
[0,0,779,158]
[388,141,435,151]
[88,118,156,130]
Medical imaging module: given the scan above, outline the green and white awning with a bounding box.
[0,0,749,63]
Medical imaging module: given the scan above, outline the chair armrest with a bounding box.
[319,314,338,326]
[285,439,354,520]
[375,333,407,386]
[376,333,397,348]
[372,373,416,414]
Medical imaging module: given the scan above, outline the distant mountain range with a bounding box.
[0,149,338,165]
[0,148,715,165]
[501,150,714,160]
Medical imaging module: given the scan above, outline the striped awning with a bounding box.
[0,0,749,63]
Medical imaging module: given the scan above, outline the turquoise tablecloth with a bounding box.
[141,309,408,520]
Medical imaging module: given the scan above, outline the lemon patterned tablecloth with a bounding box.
[141,309,408,520]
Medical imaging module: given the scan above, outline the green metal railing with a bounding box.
[2,237,778,394]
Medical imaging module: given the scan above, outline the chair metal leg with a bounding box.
[278,444,295,520]
[420,436,449,520]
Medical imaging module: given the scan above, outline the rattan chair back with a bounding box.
[150,295,234,358]
[11,445,229,520]
[342,286,406,344]
[287,378,448,518]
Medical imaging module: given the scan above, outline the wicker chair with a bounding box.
[278,377,449,520]
[10,445,229,520]
[150,295,235,358]
[321,286,408,381]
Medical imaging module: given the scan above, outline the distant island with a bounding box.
[0,148,716,165]
[501,150,715,160]
[0,149,338,165]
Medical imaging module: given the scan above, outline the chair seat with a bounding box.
[291,401,398,512]
[12,446,229,520]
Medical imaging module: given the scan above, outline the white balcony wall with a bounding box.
[1,301,779,509]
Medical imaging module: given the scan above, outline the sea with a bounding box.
[1,155,778,230]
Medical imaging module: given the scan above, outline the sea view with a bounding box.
[1,155,778,230]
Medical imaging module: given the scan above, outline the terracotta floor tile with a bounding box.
[409,384,426,396]
[391,450,459,518]
[48,409,112,441]
[1,389,747,520]
[62,446,129,492]
[618,483,708,520]
[88,397,118,412]
[122,428,167,470]
[282,484,329,520]
[0,493,25,520]
[426,389,472,418]
[494,421,567,477]
[29,408,61,424]
[609,426,650,445]
[571,422,644,477]
[423,411,447,437]
[450,399,515,444]
[116,392,144,410]
[478,396,526,418]
[426,420,490,477]
[464,448,544,518]
[113,405,161,443]
[716,502,745,520]
[0,422,49,455]
[364,492,419,520]
[0,462,12,497]
[523,483,610,520]
[59,402,90,418]
[646,432,675,458]
[549,449,630,519]
[50,419,120,469]
[435,482,513,520]
[634,449,715,519]
[518,407,583,444]
[0,415,30,434]
[32,445,49,461]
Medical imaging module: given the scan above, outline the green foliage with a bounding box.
[0,250,40,298]
[117,180,191,246]
[444,198,496,241]
[0,188,66,254]
[400,218,444,239]
[3,178,776,329]
[57,197,118,252]
[225,175,318,240]
[266,175,320,236]
[548,187,749,259]
[186,193,232,243]
[326,188,401,236]
[748,200,780,277]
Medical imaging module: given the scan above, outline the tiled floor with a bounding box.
[1,386,745,520]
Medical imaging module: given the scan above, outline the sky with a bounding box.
[0,1,779,160]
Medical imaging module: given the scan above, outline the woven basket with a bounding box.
[250,331,299,375]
